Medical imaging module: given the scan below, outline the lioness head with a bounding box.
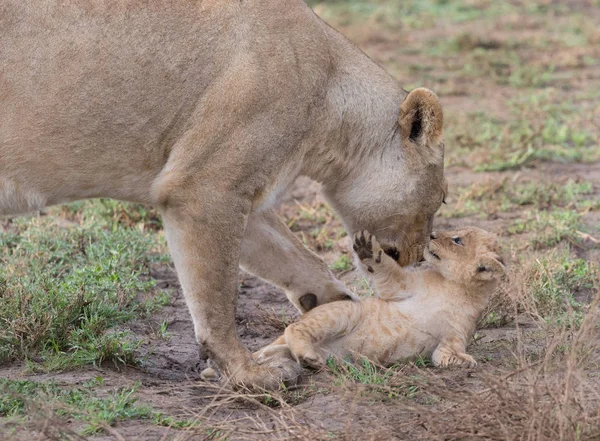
[425,227,505,286]
[323,88,447,266]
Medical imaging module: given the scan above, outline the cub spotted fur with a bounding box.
[254,227,505,369]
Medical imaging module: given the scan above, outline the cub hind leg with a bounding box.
[284,301,361,369]
[253,335,293,362]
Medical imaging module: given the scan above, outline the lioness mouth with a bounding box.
[384,247,400,262]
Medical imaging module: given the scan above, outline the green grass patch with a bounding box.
[285,200,346,252]
[0,210,169,370]
[310,0,521,30]
[526,250,598,328]
[452,49,555,89]
[0,377,201,435]
[508,209,583,249]
[442,179,597,219]
[52,199,163,232]
[0,378,151,434]
[446,93,599,171]
[327,357,393,386]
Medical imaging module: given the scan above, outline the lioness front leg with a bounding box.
[241,209,357,313]
[156,183,301,389]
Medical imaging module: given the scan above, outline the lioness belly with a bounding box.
[0,1,231,210]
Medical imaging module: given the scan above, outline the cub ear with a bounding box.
[399,88,443,147]
[475,253,506,280]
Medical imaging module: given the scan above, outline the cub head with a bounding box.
[425,227,506,287]
[323,88,447,266]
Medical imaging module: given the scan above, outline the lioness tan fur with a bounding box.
[254,228,505,369]
[1,0,447,388]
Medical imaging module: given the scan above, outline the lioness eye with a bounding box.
[452,237,463,246]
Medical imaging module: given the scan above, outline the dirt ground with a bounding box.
[1,1,600,440]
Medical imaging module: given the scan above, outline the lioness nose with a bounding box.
[430,232,438,240]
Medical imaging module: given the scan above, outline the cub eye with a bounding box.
[452,236,463,246]
[477,265,488,272]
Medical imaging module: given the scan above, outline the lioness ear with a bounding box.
[399,88,443,147]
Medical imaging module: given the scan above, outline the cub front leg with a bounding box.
[353,231,411,298]
[241,209,357,313]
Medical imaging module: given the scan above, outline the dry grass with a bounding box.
[412,294,600,441]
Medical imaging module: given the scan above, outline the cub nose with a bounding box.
[430,232,438,240]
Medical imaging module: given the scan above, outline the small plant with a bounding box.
[157,320,170,340]
[346,277,375,298]
[329,254,353,271]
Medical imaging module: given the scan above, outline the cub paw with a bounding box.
[229,358,303,390]
[457,353,477,368]
[435,353,477,368]
[289,344,326,369]
[352,231,384,272]
[253,344,292,363]
[297,350,326,370]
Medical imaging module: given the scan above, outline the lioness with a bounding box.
[254,228,505,369]
[1,1,446,388]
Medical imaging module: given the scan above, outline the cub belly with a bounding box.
[320,298,431,365]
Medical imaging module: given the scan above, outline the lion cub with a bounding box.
[254,227,505,369]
